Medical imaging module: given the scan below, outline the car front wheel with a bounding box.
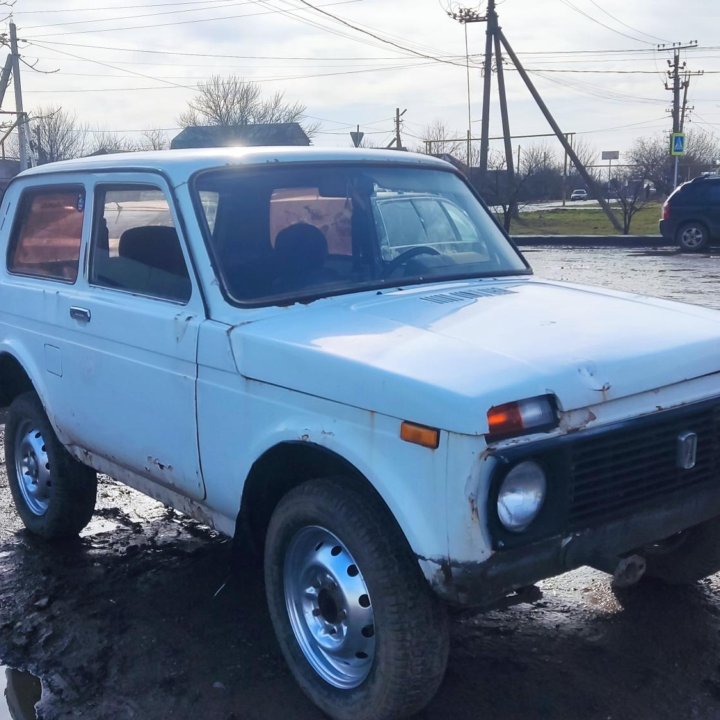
[676,221,709,252]
[264,477,449,720]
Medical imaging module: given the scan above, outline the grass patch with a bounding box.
[506,201,662,236]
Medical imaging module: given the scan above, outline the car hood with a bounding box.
[229,277,720,435]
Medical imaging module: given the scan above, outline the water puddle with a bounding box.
[0,666,41,720]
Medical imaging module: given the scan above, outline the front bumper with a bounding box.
[435,397,720,606]
[438,482,720,606]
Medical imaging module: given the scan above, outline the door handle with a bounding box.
[69,306,91,323]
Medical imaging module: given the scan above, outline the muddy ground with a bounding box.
[3,246,720,719]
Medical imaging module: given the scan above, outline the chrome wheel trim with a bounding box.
[681,226,705,248]
[14,420,52,516]
[283,526,376,689]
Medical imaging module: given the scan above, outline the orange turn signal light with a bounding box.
[400,421,440,449]
[487,395,557,440]
[487,402,525,437]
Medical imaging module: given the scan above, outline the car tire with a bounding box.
[264,476,449,720]
[5,392,97,539]
[676,222,709,252]
[642,517,720,585]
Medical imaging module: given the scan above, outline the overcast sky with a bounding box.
[6,0,720,163]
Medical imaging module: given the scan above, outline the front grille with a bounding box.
[567,404,720,529]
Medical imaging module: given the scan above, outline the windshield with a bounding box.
[193,163,529,304]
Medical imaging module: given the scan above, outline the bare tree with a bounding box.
[88,131,141,155]
[141,129,168,151]
[628,135,670,194]
[613,167,652,235]
[485,143,562,231]
[420,120,464,158]
[629,128,720,195]
[178,75,317,136]
[26,106,88,165]
[566,137,601,188]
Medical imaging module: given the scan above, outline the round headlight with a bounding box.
[497,461,547,532]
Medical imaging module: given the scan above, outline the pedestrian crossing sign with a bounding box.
[671,132,686,156]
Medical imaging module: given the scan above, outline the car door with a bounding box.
[58,174,205,500]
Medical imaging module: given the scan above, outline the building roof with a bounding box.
[170,123,311,150]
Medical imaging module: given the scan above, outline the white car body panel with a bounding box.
[1,148,720,604]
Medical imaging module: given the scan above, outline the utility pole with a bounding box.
[498,29,622,231]
[390,107,406,151]
[395,107,402,150]
[659,41,700,187]
[478,0,496,185]
[9,22,27,171]
[447,7,485,168]
[441,2,620,229]
[493,27,516,216]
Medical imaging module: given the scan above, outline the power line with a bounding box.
[555,0,655,46]
[22,0,255,30]
[289,0,467,67]
[15,0,249,13]
[21,58,439,89]
[23,0,363,38]
[585,0,671,44]
[27,40,197,89]
[23,39,437,63]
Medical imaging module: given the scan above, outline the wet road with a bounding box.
[2,245,720,719]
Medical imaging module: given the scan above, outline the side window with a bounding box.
[376,200,428,256]
[707,183,720,203]
[89,186,191,303]
[414,199,456,244]
[8,187,84,282]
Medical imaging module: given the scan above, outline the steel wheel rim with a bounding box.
[14,420,52,516]
[681,227,704,248]
[283,526,376,689]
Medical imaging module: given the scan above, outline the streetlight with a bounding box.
[447,6,486,168]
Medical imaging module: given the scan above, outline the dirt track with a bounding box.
[3,246,720,719]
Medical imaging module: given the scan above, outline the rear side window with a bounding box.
[8,187,85,282]
[89,186,191,303]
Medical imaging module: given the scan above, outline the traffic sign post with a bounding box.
[602,150,619,196]
[670,132,686,156]
[670,133,686,188]
[350,125,364,148]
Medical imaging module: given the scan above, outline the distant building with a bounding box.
[171,123,311,150]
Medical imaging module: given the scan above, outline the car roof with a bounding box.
[17,147,455,185]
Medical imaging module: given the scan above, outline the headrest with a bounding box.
[118,226,187,277]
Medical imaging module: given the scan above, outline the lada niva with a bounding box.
[2,147,720,720]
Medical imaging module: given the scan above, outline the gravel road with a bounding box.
[2,245,720,720]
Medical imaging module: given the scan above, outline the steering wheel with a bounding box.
[384,246,440,276]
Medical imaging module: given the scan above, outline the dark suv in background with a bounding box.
[660,175,720,251]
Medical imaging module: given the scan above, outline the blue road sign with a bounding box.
[671,132,686,156]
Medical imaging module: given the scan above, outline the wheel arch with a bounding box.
[0,352,35,409]
[234,440,403,561]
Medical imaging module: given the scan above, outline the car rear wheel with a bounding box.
[264,477,449,720]
[676,222,709,252]
[5,392,97,539]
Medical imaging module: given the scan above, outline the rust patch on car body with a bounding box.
[147,456,173,473]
